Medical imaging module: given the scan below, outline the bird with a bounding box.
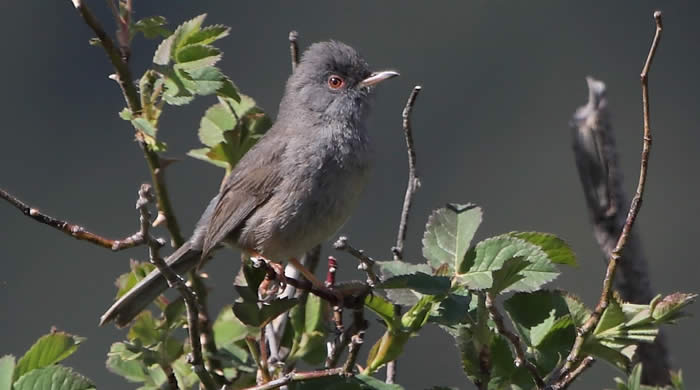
[100,40,399,327]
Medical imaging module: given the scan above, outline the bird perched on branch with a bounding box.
[101,40,399,327]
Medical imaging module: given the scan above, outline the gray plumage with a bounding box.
[101,41,398,327]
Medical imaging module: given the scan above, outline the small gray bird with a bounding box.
[101,41,398,327]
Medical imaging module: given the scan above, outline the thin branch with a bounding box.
[392,86,422,261]
[70,0,184,247]
[334,236,380,287]
[1,187,152,251]
[289,31,299,71]
[237,367,345,390]
[550,357,595,390]
[342,309,367,373]
[552,11,663,388]
[485,293,544,389]
[134,184,217,390]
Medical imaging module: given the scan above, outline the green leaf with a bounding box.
[365,331,411,374]
[422,203,482,273]
[457,235,558,292]
[377,261,434,306]
[127,311,160,345]
[503,290,573,347]
[175,44,221,69]
[377,272,451,295]
[198,102,235,147]
[14,332,85,381]
[105,343,148,382]
[0,356,14,390]
[453,325,488,386]
[304,294,324,334]
[133,16,171,39]
[183,25,230,46]
[233,298,299,328]
[509,232,578,266]
[429,293,472,326]
[131,117,157,138]
[489,256,529,294]
[14,365,95,390]
[115,261,156,299]
[627,363,642,390]
[401,295,441,332]
[651,292,696,323]
[180,66,225,96]
[213,305,249,347]
[118,108,133,120]
[364,294,398,330]
[187,147,230,169]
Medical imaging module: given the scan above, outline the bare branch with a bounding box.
[1,187,154,251]
[334,236,380,287]
[133,184,216,390]
[552,11,663,388]
[343,309,367,373]
[392,86,422,261]
[485,293,544,389]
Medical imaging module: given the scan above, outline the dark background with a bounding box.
[1,2,698,389]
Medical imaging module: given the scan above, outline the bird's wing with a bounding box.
[200,137,285,258]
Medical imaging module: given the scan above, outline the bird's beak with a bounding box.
[358,70,400,88]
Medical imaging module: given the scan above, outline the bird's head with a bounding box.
[281,41,398,124]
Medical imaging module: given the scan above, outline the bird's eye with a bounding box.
[327,75,345,90]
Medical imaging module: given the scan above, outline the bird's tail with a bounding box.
[99,241,201,327]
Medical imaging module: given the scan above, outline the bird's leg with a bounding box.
[250,252,287,300]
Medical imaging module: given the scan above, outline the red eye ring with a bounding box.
[328,75,345,89]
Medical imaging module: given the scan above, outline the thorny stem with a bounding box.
[485,293,545,389]
[392,86,422,261]
[550,11,663,389]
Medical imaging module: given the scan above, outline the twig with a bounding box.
[333,236,380,287]
[342,309,367,373]
[289,31,299,71]
[392,86,422,261]
[1,187,153,251]
[133,184,217,390]
[237,367,345,390]
[552,11,663,388]
[571,75,669,383]
[551,357,595,390]
[70,0,184,247]
[485,293,544,389]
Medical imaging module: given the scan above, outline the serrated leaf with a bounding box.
[183,25,230,46]
[119,108,133,120]
[422,203,482,273]
[377,272,451,295]
[452,325,488,386]
[180,66,225,96]
[457,235,558,292]
[509,232,578,266]
[127,311,159,345]
[173,14,207,51]
[14,332,85,381]
[175,44,221,69]
[429,293,472,326]
[14,365,95,390]
[133,16,171,39]
[595,296,626,336]
[489,256,529,294]
[0,356,14,390]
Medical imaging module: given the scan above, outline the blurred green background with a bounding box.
[1,2,698,389]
